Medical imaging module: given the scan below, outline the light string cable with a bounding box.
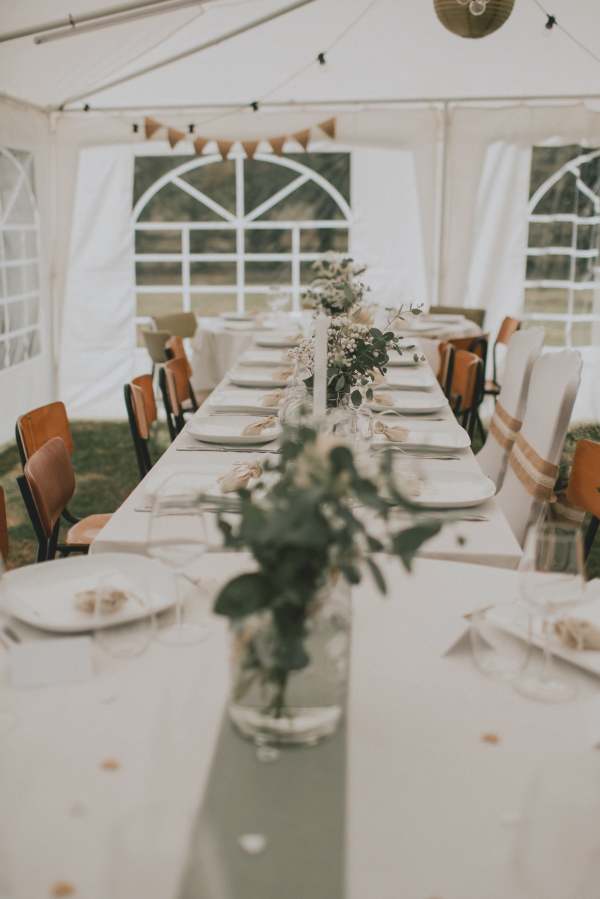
[530,0,600,67]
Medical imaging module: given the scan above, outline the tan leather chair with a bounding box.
[17,437,111,562]
[166,335,193,379]
[142,329,170,369]
[124,374,158,480]
[16,401,73,464]
[159,357,198,440]
[0,486,8,564]
[448,350,484,439]
[430,305,486,328]
[152,312,197,338]
[485,316,522,398]
[437,341,455,399]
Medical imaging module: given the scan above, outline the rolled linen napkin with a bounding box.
[369,368,386,386]
[374,420,409,443]
[273,367,294,381]
[371,393,394,408]
[353,306,374,326]
[554,618,600,651]
[218,461,263,493]
[75,587,129,615]
[241,415,279,436]
[261,390,284,408]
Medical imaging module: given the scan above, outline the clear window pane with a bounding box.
[181,161,236,216]
[135,230,181,253]
[9,334,27,364]
[245,291,291,315]
[189,230,236,254]
[300,228,349,252]
[24,229,38,257]
[21,264,38,292]
[136,293,183,319]
[6,265,22,295]
[135,261,181,286]
[575,256,596,282]
[27,296,39,326]
[528,221,573,248]
[524,287,568,315]
[3,230,23,260]
[245,229,291,253]
[538,320,566,346]
[572,321,593,346]
[190,292,236,317]
[8,300,26,331]
[526,254,571,281]
[244,261,291,286]
[139,182,222,223]
[190,262,237,286]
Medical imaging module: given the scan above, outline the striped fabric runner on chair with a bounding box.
[488,401,521,452]
[508,433,559,502]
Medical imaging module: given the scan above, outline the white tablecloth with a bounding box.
[3,557,600,899]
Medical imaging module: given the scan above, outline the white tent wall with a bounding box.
[0,96,54,444]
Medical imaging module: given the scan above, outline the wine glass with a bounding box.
[147,475,211,647]
[516,522,585,702]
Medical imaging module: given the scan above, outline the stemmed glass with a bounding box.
[516,522,585,702]
[147,475,211,647]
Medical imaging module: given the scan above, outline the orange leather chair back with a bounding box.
[166,335,192,379]
[24,437,76,538]
[130,374,157,439]
[0,487,8,563]
[17,401,73,460]
[450,349,481,412]
[496,316,521,347]
[449,334,488,360]
[566,439,600,519]
[437,341,454,386]
[164,357,190,416]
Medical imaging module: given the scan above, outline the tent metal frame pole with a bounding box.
[56,92,600,112]
[433,102,449,308]
[58,0,319,110]
[0,0,186,44]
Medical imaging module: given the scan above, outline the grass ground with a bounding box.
[2,419,599,578]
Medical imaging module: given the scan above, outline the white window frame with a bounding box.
[525,147,600,347]
[132,152,352,322]
[0,147,41,367]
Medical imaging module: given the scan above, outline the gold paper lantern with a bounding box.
[434,0,515,38]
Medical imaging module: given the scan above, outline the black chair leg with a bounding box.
[585,517,599,561]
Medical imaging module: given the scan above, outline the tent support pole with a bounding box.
[433,101,449,307]
[58,0,318,109]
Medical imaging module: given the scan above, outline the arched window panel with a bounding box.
[0,148,42,369]
[132,152,351,324]
[525,146,600,348]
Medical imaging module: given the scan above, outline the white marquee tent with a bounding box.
[2,0,600,438]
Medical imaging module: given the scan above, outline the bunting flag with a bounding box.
[293,128,311,150]
[140,117,336,156]
[269,135,286,156]
[193,136,209,156]
[241,140,260,159]
[318,117,336,139]
[167,127,186,149]
[217,139,234,160]
[144,116,162,139]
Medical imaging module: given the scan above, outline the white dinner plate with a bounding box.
[375,368,437,390]
[223,321,258,332]
[220,312,256,322]
[208,389,281,414]
[368,391,449,414]
[239,349,290,368]
[186,414,281,445]
[255,333,301,348]
[403,467,496,509]
[424,314,466,323]
[373,420,470,451]
[397,321,442,333]
[229,367,292,389]
[0,553,176,634]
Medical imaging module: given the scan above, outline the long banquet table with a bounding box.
[3,556,600,899]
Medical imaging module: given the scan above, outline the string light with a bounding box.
[250,100,259,111]
[188,123,195,133]
[545,14,557,29]
[132,122,139,133]
[317,51,326,65]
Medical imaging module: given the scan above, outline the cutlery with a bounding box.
[2,625,21,644]
[176,445,280,454]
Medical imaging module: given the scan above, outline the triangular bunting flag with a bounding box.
[217,140,234,160]
[144,117,162,140]
[292,128,311,150]
[193,136,208,156]
[318,117,336,139]
[242,140,260,159]
[269,135,286,156]
[168,127,186,149]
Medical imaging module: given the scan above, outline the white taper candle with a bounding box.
[313,312,329,417]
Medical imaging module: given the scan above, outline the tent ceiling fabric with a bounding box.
[1,0,600,110]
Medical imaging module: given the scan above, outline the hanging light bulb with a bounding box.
[469,0,487,14]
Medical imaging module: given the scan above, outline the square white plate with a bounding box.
[1,553,176,634]
[401,467,496,509]
[368,391,448,414]
[186,414,281,445]
[376,368,437,391]
[229,367,292,389]
[220,312,256,322]
[208,389,281,414]
[373,420,470,451]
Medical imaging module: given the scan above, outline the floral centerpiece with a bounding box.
[304,252,370,318]
[290,315,401,408]
[214,420,442,745]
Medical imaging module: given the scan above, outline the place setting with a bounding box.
[182,413,282,452]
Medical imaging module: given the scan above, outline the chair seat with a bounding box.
[484,379,500,395]
[66,513,111,545]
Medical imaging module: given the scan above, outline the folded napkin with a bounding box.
[218,462,263,493]
[371,393,394,408]
[369,369,386,386]
[261,390,284,408]
[353,307,374,326]
[242,416,278,436]
[273,367,294,380]
[374,420,409,443]
[554,618,600,651]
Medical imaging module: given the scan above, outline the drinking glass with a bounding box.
[516,522,585,702]
[147,476,211,647]
[93,573,155,661]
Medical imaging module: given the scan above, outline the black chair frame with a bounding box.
[123,384,153,480]
[16,474,88,563]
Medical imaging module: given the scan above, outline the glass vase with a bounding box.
[227,578,351,746]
